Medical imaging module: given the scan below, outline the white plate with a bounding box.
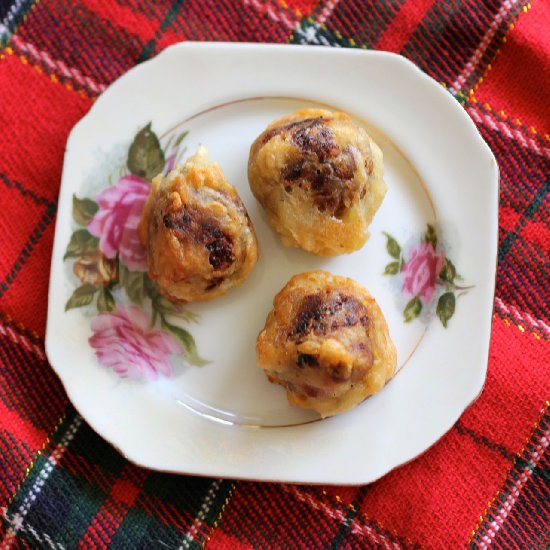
[46,43,498,484]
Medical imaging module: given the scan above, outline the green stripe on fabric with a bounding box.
[110,478,234,548]
[1,410,84,546]
[110,507,161,549]
[137,0,185,62]
[30,458,107,547]
[290,18,359,47]
[3,408,77,516]
[499,178,549,259]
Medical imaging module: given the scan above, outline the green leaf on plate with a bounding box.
[72,194,98,226]
[384,261,400,275]
[404,296,422,323]
[64,229,99,260]
[383,232,401,259]
[65,284,99,311]
[174,130,189,146]
[161,317,209,367]
[119,264,145,305]
[425,224,438,248]
[439,257,457,284]
[153,295,199,322]
[97,287,116,312]
[127,122,165,181]
[436,292,456,328]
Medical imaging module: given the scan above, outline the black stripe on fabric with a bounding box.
[0,1,18,21]
[455,422,515,461]
[328,486,370,549]
[323,488,420,549]
[471,409,549,548]
[0,172,56,208]
[0,0,36,46]
[0,333,65,431]
[0,202,56,299]
[506,469,549,542]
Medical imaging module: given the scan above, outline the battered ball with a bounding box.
[138,146,258,302]
[248,108,386,256]
[256,271,396,417]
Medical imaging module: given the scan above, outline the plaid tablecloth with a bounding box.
[1,1,549,548]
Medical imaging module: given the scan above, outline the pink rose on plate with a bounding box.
[88,175,149,271]
[402,241,444,304]
[89,305,183,380]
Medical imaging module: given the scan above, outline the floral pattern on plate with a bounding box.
[64,123,207,379]
[383,224,473,327]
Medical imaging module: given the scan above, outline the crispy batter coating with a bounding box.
[248,108,386,256]
[257,271,396,417]
[138,146,258,302]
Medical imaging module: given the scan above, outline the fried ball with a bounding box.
[256,271,396,417]
[138,146,258,302]
[248,108,386,256]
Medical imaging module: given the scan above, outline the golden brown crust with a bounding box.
[256,271,397,417]
[248,108,386,256]
[138,146,258,302]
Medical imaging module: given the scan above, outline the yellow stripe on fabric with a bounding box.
[204,481,237,544]
[441,81,550,149]
[3,413,66,518]
[0,310,41,342]
[467,0,537,99]
[320,489,425,548]
[0,47,94,101]
[469,96,549,141]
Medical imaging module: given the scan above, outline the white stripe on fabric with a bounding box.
[494,297,550,337]
[1,510,65,550]
[467,105,550,159]
[0,415,82,548]
[282,485,401,549]
[10,34,106,95]
[0,321,46,360]
[243,0,295,29]
[179,479,222,549]
[449,0,520,94]
[476,418,549,548]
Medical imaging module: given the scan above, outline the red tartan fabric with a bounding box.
[0,1,549,549]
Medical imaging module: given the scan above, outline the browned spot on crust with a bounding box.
[261,126,283,145]
[260,117,365,216]
[291,118,339,161]
[301,384,323,398]
[364,157,374,175]
[291,291,370,337]
[205,237,234,270]
[287,290,374,385]
[205,277,223,290]
[163,206,235,271]
[296,353,319,368]
[284,380,326,399]
[261,116,334,146]
[282,147,357,216]
[328,363,351,382]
